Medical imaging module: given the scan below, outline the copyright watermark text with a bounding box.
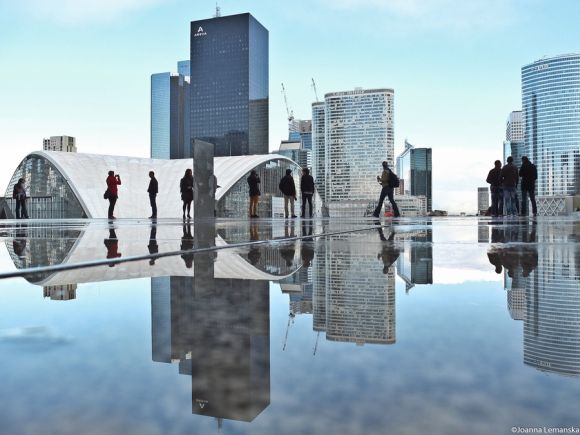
[511,428,580,434]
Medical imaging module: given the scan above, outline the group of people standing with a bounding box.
[104,169,194,219]
[247,168,315,219]
[486,156,538,217]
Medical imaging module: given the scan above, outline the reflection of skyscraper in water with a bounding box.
[312,225,327,333]
[43,284,77,301]
[523,225,580,376]
[312,231,397,345]
[150,276,271,421]
[396,230,433,292]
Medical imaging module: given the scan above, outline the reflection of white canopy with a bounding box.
[30,224,297,285]
[31,151,294,218]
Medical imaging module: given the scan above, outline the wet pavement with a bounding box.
[0,216,579,435]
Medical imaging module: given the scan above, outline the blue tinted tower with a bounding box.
[151,61,191,159]
[190,13,269,156]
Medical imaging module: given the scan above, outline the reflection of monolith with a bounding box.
[193,139,215,220]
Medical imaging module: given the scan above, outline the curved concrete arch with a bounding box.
[12,151,296,219]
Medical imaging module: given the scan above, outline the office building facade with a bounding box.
[289,119,312,169]
[522,54,580,215]
[503,110,524,174]
[323,88,394,217]
[311,102,326,205]
[396,140,432,211]
[506,110,524,142]
[151,61,191,159]
[478,187,489,214]
[43,136,76,153]
[190,13,268,157]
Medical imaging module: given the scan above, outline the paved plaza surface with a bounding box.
[0,217,579,434]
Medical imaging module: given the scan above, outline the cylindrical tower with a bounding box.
[521,54,580,201]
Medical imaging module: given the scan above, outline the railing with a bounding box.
[3,196,62,219]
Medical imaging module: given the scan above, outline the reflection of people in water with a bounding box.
[147,224,158,265]
[248,222,261,266]
[104,228,121,267]
[377,227,400,274]
[301,220,315,268]
[487,221,538,277]
[12,224,27,257]
[180,223,194,268]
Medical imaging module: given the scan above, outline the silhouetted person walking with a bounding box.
[500,156,518,217]
[12,178,29,219]
[105,171,121,219]
[147,171,158,218]
[373,161,400,218]
[180,169,193,219]
[300,168,315,218]
[247,169,261,218]
[279,169,297,218]
[519,156,538,217]
[486,160,503,216]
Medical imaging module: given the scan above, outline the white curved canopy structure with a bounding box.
[21,151,296,218]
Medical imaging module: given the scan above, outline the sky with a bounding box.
[0,0,578,213]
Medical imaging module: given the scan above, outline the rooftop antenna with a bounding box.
[214,2,221,17]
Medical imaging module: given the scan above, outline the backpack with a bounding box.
[389,171,400,188]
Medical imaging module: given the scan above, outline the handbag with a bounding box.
[104,190,110,200]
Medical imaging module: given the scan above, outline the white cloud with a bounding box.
[16,0,170,24]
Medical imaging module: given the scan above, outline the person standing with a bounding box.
[500,156,519,217]
[247,169,261,218]
[180,169,194,219]
[519,156,538,217]
[106,171,122,219]
[373,161,400,218]
[147,171,158,219]
[12,178,29,219]
[279,169,297,218]
[300,168,315,218]
[486,160,503,216]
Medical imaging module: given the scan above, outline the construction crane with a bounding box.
[281,83,294,122]
[311,78,319,102]
[282,311,296,351]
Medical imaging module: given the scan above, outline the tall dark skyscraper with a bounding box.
[190,13,269,157]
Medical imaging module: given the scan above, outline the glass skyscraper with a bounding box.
[396,140,432,211]
[190,13,268,157]
[151,62,191,159]
[522,54,580,202]
[322,88,394,217]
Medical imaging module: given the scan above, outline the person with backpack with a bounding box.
[519,156,538,217]
[279,169,297,218]
[373,161,400,218]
